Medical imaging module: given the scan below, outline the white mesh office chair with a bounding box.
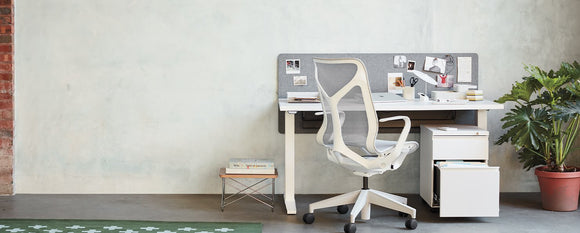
[302,58,419,233]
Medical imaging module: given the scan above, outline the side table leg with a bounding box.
[220,177,225,212]
[272,178,275,212]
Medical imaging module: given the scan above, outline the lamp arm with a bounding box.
[408,70,437,85]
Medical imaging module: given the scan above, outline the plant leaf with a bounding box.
[495,105,549,150]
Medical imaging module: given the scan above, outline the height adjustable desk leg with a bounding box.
[284,111,297,215]
[477,109,488,130]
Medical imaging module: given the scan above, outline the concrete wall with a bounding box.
[14,0,580,193]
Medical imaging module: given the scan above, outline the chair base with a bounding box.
[308,189,416,223]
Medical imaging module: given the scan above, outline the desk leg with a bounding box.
[284,111,297,215]
[477,110,487,130]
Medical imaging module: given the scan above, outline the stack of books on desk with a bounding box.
[466,90,484,101]
[226,158,275,174]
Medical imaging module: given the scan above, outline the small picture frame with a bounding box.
[286,59,300,74]
[393,55,407,68]
[423,56,446,74]
[293,76,307,86]
[437,74,454,88]
[407,60,416,71]
[387,73,404,94]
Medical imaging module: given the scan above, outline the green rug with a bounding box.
[0,219,261,233]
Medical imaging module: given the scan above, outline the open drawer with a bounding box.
[435,164,500,217]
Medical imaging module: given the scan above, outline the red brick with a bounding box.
[0,148,11,157]
[0,44,10,53]
[0,129,11,137]
[0,35,10,43]
[0,137,10,148]
[0,109,10,120]
[0,16,10,25]
[0,25,10,34]
[0,63,10,72]
[0,120,11,130]
[0,100,11,109]
[0,80,11,93]
[0,183,12,194]
[0,54,10,62]
[0,144,11,154]
[0,8,10,15]
[0,0,11,6]
[0,73,10,81]
[0,168,11,183]
[0,93,10,100]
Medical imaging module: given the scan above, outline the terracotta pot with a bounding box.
[535,166,580,211]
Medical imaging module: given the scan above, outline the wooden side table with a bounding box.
[219,168,278,212]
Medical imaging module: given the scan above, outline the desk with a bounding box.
[278,98,503,214]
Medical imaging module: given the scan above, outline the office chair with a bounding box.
[302,58,419,233]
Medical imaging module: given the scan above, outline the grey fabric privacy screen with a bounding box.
[277,53,478,98]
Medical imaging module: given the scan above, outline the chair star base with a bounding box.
[304,188,417,231]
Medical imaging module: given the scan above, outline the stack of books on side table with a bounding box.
[225,158,275,174]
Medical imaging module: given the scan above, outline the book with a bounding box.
[225,167,276,174]
[466,95,484,101]
[228,158,274,169]
[226,158,275,174]
[287,92,320,103]
[466,90,484,96]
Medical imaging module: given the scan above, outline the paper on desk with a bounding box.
[457,57,472,83]
[287,92,320,103]
[436,161,487,168]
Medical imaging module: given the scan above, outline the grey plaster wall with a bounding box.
[14,0,580,193]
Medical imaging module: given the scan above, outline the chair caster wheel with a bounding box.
[302,213,315,224]
[405,218,418,229]
[398,211,409,217]
[337,205,349,214]
[344,223,356,233]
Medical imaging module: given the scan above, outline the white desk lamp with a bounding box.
[408,70,437,85]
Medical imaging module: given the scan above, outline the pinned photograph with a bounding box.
[387,73,404,94]
[423,56,446,74]
[437,74,454,88]
[293,76,307,86]
[286,59,300,74]
[407,60,416,71]
[393,55,407,68]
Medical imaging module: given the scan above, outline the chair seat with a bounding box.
[326,139,419,177]
[375,139,419,155]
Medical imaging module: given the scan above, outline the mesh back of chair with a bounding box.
[315,59,377,149]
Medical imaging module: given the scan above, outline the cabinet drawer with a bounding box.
[432,135,488,160]
[436,165,499,217]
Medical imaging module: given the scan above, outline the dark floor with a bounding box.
[0,193,578,233]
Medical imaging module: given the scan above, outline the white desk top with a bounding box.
[278,99,504,112]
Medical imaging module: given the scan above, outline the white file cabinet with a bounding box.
[420,124,499,217]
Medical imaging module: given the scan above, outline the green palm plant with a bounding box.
[495,61,580,172]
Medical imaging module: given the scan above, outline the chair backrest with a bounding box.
[313,58,379,154]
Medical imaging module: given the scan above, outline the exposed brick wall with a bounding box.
[0,0,12,195]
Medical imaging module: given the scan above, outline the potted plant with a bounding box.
[495,61,580,211]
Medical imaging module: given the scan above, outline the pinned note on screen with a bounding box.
[457,57,472,82]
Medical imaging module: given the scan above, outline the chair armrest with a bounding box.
[377,116,411,161]
[378,115,409,123]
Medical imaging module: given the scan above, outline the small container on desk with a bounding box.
[219,168,278,212]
